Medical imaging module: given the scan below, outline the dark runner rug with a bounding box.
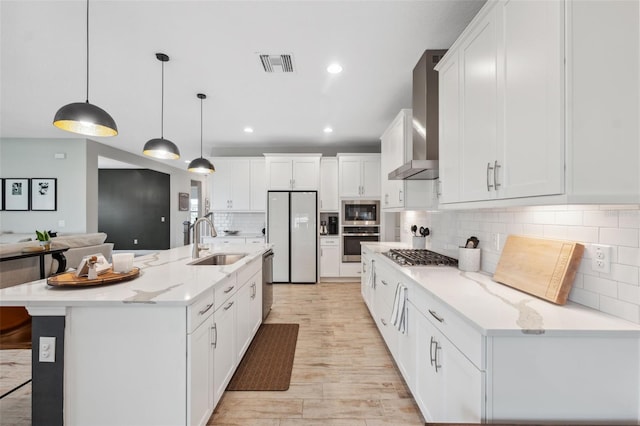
[227,323,299,391]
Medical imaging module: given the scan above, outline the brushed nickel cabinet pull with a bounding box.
[224,301,234,310]
[428,309,444,323]
[198,303,213,316]
[494,160,501,189]
[224,286,235,294]
[381,318,387,326]
[212,324,217,348]
[487,162,494,191]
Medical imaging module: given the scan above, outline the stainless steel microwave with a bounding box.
[341,200,380,226]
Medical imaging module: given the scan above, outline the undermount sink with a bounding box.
[189,253,247,266]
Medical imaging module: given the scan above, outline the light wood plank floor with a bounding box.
[209,282,425,426]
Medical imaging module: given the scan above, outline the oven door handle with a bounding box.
[342,233,380,237]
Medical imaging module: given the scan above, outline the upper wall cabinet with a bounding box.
[210,157,265,212]
[380,109,438,210]
[264,155,321,190]
[320,157,339,211]
[436,0,639,207]
[338,154,380,199]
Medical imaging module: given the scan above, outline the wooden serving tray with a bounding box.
[493,235,584,305]
[47,267,140,288]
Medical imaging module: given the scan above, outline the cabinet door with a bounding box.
[267,159,293,189]
[438,54,461,204]
[249,276,262,336]
[381,116,405,208]
[320,245,340,277]
[414,306,483,423]
[250,159,266,211]
[292,158,319,189]
[459,8,499,202]
[235,281,253,360]
[213,299,236,407]
[498,0,564,199]
[339,158,362,197]
[361,157,381,198]
[231,159,251,210]
[187,314,214,426]
[320,158,339,211]
[211,159,231,210]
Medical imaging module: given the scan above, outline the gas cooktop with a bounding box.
[385,249,458,267]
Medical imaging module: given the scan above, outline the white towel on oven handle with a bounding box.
[367,259,376,288]
[390,282,407,334]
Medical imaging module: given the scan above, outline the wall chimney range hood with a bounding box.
[388,49,446,180]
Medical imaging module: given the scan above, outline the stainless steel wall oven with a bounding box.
[342,226,379,262]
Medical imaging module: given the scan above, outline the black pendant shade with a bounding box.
[188,93,215,174]
[143,138,181,160]
[53,0,117,137]
[54,101,118,137]
[144,53,180,160]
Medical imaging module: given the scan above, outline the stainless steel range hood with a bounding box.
[388,49,446,180]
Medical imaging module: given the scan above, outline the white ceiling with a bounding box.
[1,0,484,168]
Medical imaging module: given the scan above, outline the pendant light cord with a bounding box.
[161,59,164,139]
[200,97,204,157]
[85,0,90,103]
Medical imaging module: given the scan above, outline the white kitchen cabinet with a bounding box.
[203,236,265,245]
[210,158,251,211]
[187,313,214,425]
[412,303,483,423]
[380,110,438,210]
[212,293,236,407]
[320,237,340,277]
[338,154,380,198]
[436,0,638,207]
[264,154,321,190]
[319,157,339,211]
[236,269,262,359]
[250,158,266,210]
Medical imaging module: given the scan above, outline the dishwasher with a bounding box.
[262,249,274,321]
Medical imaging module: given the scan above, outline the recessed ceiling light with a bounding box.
[243,127,254,133]
[327,63,343,74]
[324,127,333,133]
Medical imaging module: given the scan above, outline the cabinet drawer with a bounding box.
[320,237,340,246]
[374,262,402,309]
[214,275,238,310]
[187,289,215,333]
[236,256,261,286]
[410,284,484,369]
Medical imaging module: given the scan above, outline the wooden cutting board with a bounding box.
[493,235,584,305]
[47,267,140,288]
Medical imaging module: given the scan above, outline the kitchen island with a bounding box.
[0,243,271,426]
[361,242,640,425]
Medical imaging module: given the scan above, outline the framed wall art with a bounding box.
[4,178,30,211]
[178,192,189,211]
[31,178,57,211]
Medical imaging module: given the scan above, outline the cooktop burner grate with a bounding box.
[385,249,458,267]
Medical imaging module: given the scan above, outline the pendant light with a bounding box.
[53,0,117,137]
[143,53,180,160]
[188,94,215,174]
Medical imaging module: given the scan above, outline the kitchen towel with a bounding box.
[390,283,407,334]
[367,259,376,289]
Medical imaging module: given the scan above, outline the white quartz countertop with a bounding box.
[363,242,640,336]
[0,243,271,307]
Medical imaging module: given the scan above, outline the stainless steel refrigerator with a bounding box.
[267,191,317,283]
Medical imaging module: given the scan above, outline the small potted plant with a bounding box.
[35,230,51,250]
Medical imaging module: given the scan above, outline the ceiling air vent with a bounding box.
[259,54,295,73]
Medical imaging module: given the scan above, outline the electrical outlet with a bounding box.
[39,337,56,363]
[58,220,65,228]
[133,239,138,245]
[591,244,611,273]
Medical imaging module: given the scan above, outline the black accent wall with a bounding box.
[98,169,170,250]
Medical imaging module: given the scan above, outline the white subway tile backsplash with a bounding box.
[618,283,640,304]
[584,210,619,228]
[600,228,639,247]
[415,204,640,324]
[583,275,618,298]
[599,296,640,324]
[619,247,640,267]
[568,287,599,310]
[555,211,583,226]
